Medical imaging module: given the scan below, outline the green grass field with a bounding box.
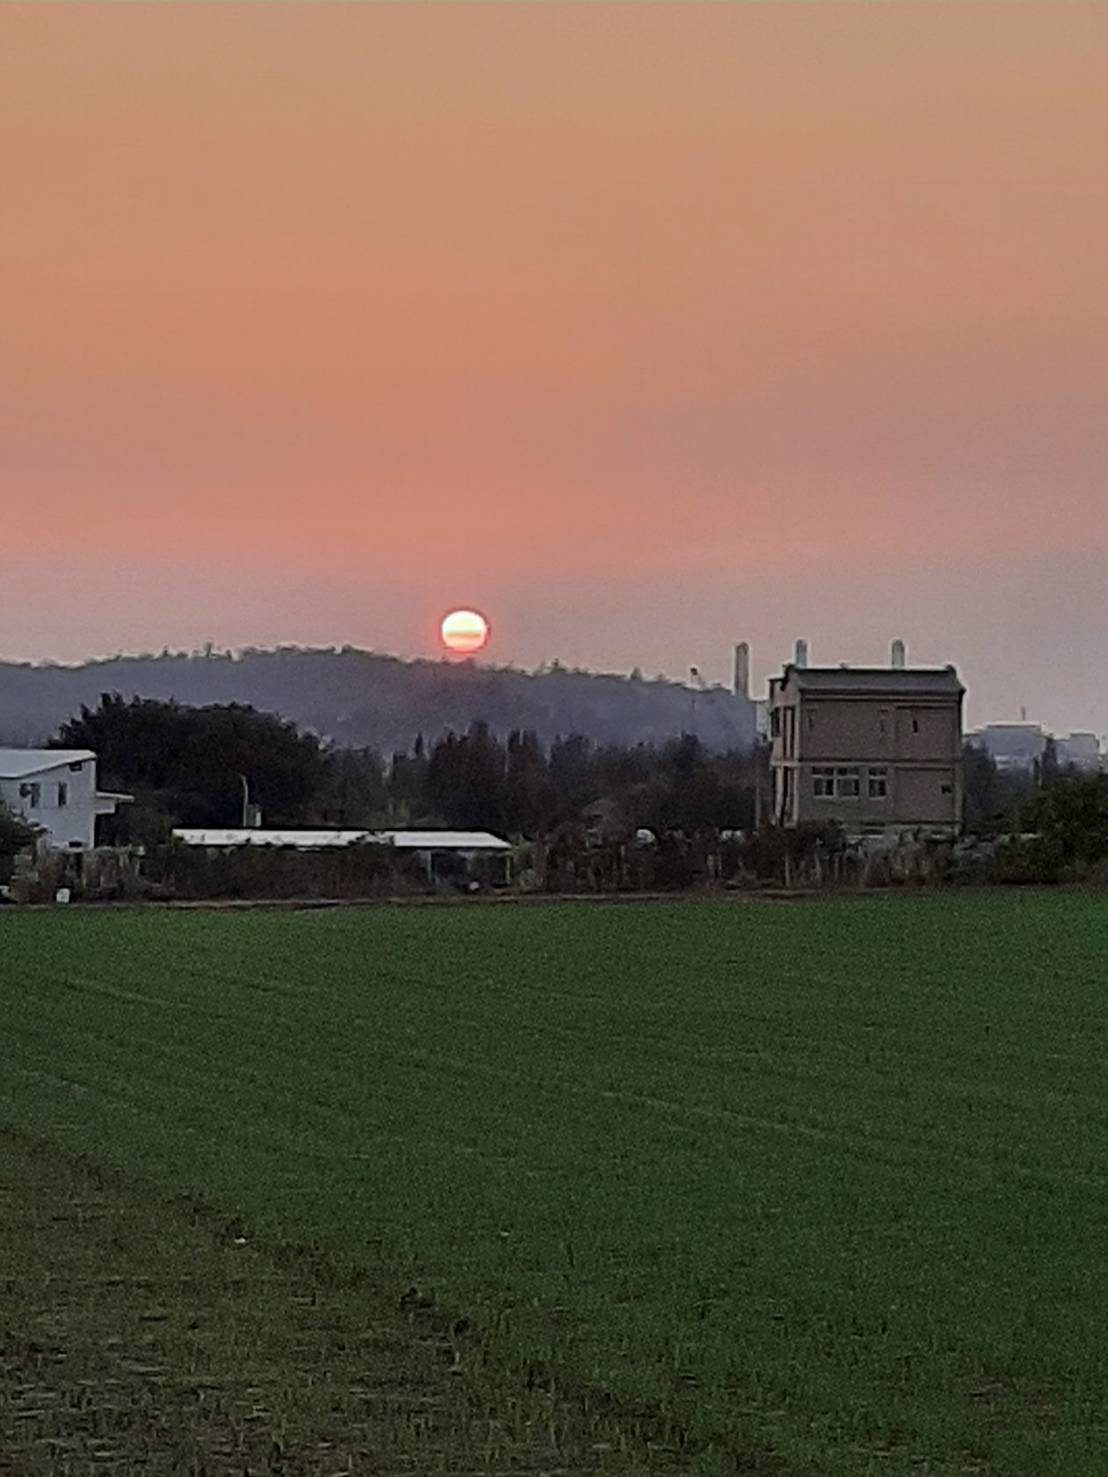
[3,893,1108,1475]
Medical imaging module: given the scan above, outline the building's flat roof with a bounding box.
[973,723,1044,735]
[174,829,375,849]
[968,727,1045,754]
[383,830,512,851]
[172,828,511,851]
[0,748,96,780]
[784,667,964,695]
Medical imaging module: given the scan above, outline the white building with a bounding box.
[0,749,131,851]
[1057,732,1103,773]
[967,723,1047,774]
[968,725,1104,775]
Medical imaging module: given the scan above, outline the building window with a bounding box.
[912,717,920,734]
[807,711,815,732]
[813,767,835,798]
[835,768,860,798]
[868,768,889,799]
[26,782,41,809]
[69,761,84,773]
[941,783,953,795]
[57,782,69,807]
[770,709,781,738]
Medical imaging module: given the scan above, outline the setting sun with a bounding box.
[440,608,490,655]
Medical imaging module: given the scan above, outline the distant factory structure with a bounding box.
[967,723,1103,774]
[731,640,769,739]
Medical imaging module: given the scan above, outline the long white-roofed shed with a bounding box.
[171,829,511,852]
[170,827,513,886]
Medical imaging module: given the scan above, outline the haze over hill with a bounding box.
[0,648,756,755]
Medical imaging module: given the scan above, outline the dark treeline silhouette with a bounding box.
[56,696,326,840]
[960,737,1082,834]
[0,645,756,754]
[12,698,1108,894]
[371,725,764,838]
[55,695,764,844]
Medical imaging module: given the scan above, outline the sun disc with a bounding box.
[441,608,490,655]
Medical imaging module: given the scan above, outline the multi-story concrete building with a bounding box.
[768,644,964,836]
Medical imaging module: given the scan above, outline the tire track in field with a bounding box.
[0,1124,746,1477]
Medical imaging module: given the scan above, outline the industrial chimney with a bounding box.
[733,641,750,698]
[891,639,906,670]
[794,639,809,669]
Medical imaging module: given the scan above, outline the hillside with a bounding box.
[0,647,755,753]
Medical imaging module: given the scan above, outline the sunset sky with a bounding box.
[3,3,1107,731]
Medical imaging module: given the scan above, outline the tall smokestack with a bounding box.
[733,641,750,698]
[891,639,906,670]
[794,639,809,669]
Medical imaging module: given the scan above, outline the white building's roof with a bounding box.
[173,829,374,849]
[0,748,96,780]
[383,830,511,851]
[172,828,511,852]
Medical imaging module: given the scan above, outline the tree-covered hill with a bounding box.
[0,647,755,753]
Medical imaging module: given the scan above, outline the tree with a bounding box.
[1038,736,1061,787]
[55,695,326,840]
[1024,773,1108,874]
[388,736,431,825]
[315,747,388,827]
[426,722,507,831]
[962,742,1035,835]
[504,730,554,836]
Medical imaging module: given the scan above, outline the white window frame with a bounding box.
[868,768,889,799]
[835,767,860,798]
[812,767,835,798]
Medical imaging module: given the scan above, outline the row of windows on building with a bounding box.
[18,782,69,809]
[771,710,923,748]
[812,766,888,800]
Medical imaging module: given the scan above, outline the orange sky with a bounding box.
[3,3,1107,729]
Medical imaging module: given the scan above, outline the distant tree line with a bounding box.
[56,695,766,845]
[960,739,1108,882]
[961,737,1083,834]
[29,697,1108,888]
[56,695,326,843]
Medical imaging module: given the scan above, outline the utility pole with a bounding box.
[239,774,261,829]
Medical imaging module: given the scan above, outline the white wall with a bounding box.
[0,757,100,849]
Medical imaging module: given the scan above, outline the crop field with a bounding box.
[3,893,1108,1475]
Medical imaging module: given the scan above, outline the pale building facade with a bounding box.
[967,723,1046,775]
[1057,732,1103,772]
[0,749,130,850]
